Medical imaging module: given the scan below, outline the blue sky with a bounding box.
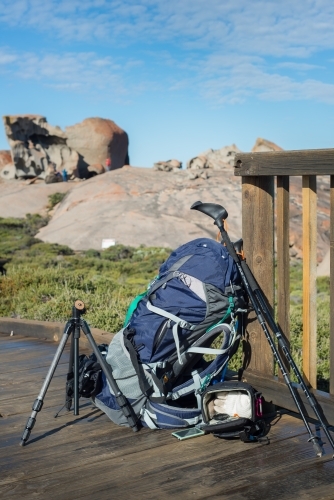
[0,0,334,167]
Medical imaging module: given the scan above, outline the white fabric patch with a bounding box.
[213,391,252,419]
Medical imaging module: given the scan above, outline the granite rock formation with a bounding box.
[153,159,182,171]
[187,144,242,171]
[252,137,284,152]
[3,115,79,180]
[0,150,15,180]
[2,115,129,181]
[36,166,243,250]
[0,136,330,272]
[65,118,129,173]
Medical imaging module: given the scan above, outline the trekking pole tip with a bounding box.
[311,439,323,457]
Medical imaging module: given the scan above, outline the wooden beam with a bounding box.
[234,149,334,176]
[302,176,317,388]
[276,176,290,379]
[242,369,334,426]
[330,176,334,396]
[242,176,275,376]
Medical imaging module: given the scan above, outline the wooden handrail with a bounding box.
[233,148,334,424]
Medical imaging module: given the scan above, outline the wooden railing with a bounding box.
[233,148,334,425]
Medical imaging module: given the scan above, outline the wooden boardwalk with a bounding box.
[1,333,334,500]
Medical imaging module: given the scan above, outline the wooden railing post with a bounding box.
[330,175,334,395]
[242,176,275,376]
[302,175,317,388]
[276,176,290,378]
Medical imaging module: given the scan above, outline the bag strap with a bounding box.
[146,299,197,365]
[148,255,193,293]
[123,329,168,404]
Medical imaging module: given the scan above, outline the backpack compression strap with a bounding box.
[146,300,196,365]
[123,329,168,404]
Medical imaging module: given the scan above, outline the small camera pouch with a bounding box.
[200,381,275,443]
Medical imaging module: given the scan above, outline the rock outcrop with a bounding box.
[65,118,129,173]
[252,138,283,152]
[2,115,129,182]
[36,166,243,250]
[3,115,79,180]
[0,136,330,271]
[153,159,182,171]
[0,150,15,180]
[187,144,242,171]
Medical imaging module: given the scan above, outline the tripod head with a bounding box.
[191,201,228,232]
[74,299,85,312]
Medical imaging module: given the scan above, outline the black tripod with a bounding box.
[191,201,334,458]
[20,300,140,446]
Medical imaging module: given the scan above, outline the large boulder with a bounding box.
[2,115,79,180]
[65,118,129,176]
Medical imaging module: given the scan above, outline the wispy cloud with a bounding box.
[0,1,334,106]
[0,48,142,97]
[195,54,334,104]
[277,62,323,71]
[1,0,334,55]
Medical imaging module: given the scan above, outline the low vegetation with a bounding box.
[0,202,330,390]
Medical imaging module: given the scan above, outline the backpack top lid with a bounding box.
[158,238,240,293]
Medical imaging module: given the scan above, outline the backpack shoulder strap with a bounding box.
[123,329,168,403]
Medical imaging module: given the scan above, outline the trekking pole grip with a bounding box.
[240,260,260,292]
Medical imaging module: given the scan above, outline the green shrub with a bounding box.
[47,192,67,210]
[0,216,330,390]
[0,218,170,332]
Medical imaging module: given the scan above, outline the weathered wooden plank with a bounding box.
[242,369,334,427]
[241,177,275,376]
[209,456,334,500]
[330,175,334,396]
[234,148,334,176]
[302,176,317,388]
[1,417,331,500]
[276,176,290,380]
[0,318,113,348]
[1,336,333,500]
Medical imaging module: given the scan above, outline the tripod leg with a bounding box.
[20,321,73,446]
[65,332,75,411]
[80,319,140,432]
[73,322,80,416]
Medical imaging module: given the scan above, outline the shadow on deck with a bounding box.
[0,333,334,500]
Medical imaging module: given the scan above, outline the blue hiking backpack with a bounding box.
[93,237,247,429]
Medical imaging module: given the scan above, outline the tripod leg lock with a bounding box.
[115,393,140,432]
[32,398,43,412]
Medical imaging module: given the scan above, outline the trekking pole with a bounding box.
[191,201,334,458]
